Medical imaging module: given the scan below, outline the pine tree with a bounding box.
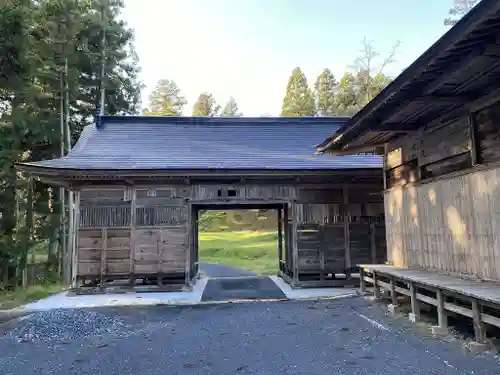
[144,78,186,116]
[314,68,337,116]
[220,96,242,116]
[280,67,315,117]
[192,92,220,116]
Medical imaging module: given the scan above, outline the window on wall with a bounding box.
[136,206,184,226]
[79,204,132,228]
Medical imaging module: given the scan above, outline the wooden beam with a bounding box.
[374,123,419,132]
[413,95,473,105]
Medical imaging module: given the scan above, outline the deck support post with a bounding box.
[409,282,420,322]
[472,299,486,343]
[390,276,397,305]
[372,271,381,299]
[359,268,366,294]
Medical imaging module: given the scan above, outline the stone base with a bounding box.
[408,313,419,323]
[431,325,448,336]
[387,304,401,316]
[464,341,490,354]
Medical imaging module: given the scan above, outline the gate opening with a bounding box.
[191,204,288,278]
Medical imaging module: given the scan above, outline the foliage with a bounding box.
[445,0,479,26]
[314,38,399,116]
[314,68,337,116]
[0,0,141,289]
[220,96,242,117]
[280,67,316,117]
[192,92,220,116]
[143,78,186,116]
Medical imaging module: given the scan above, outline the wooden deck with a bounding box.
[360,264,500,344]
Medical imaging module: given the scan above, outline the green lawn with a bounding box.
[0,283,63,310]
[198,231,279,275]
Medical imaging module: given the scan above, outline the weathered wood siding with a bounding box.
[76,186,190,282]
[383,101,500,281]
[292,185,386,279]
[385,166,500,281]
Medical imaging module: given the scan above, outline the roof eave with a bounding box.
[316,0,500,152]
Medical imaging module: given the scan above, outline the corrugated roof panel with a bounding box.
[22,117,382,170]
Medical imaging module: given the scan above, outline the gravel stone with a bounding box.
[5,309,126,344]
[0,298,499,375]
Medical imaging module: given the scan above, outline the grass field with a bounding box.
[198,231,278,275]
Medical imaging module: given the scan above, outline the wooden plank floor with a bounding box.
[361,265,500,305]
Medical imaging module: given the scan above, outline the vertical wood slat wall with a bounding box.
[383,101,500,282]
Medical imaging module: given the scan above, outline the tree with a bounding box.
[280,67,315,117]
[332,37,399,116]
[192,92,220,116]
[444,0,479,26]
[0,0,142,288]
[220,96,242,116]
[314,68,337,116]
[143,78,186,116]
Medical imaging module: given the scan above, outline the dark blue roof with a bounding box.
[21,116,382,171]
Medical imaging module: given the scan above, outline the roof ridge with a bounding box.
[98,115,351,127]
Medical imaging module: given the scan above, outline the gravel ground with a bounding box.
[0,297,499,375]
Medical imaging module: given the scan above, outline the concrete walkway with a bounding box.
[12,264,355,312]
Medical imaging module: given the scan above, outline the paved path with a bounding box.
[198,262,258,278]
[1,298,498,374]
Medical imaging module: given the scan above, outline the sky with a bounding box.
[121,0,455,116]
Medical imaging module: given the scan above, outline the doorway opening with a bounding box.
[191,203,288,279]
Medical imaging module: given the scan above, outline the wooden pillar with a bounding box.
[277,206,283,265]
[70,190,81,289]
[472,299,486,343]
[342,185,351,275]
[436,289,447,329]
[283,203,290,274]
[129,187,136,285]
[369,222,377,264]
[100,228,107,286]
[291,203,299,284]
[185,202,192,286]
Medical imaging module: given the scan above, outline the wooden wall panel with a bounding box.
[384,165,500,282]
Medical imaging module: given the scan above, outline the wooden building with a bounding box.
[316,0,500,282]
[16,116,385,290]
